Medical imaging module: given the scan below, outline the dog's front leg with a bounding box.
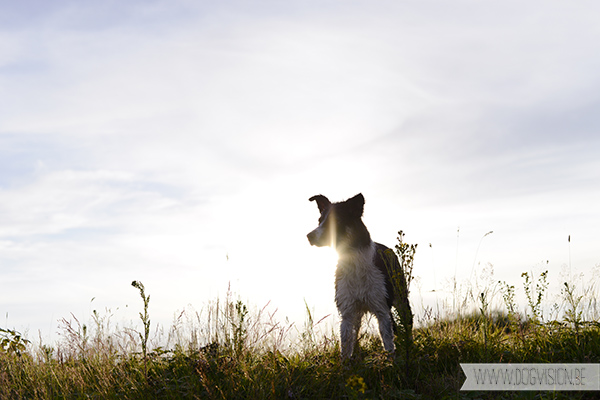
[340,313,361,359]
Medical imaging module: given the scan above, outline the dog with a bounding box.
[307,193,412,359]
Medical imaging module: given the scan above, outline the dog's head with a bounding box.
[307,193,370,250]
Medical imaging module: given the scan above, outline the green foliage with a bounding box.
[345,374,367,398]
[0,327,30,356]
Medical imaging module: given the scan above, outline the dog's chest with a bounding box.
[334,244,386,311]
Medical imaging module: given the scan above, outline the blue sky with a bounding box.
[2,0,600,342]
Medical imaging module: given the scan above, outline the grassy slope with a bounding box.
[2,302,600,399]
[2,237,598,399]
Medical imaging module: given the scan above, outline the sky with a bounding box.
[1,0,600,344]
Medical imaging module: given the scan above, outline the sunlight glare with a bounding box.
[323,246,340,268]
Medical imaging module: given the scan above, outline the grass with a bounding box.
[2,238,600,399]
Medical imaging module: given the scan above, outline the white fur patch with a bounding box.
[335,242,388,316]
[335,241,394,358]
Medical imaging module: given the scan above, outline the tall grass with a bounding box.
[2,239,600,398]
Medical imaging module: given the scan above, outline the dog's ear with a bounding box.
[345,193,365,217]
[309,195,331,213]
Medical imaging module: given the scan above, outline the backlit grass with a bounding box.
[2,238,600,399]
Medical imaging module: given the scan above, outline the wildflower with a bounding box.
[346,374,367,394]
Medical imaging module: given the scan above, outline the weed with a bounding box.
[346,374,367,398]
[380,230,416,382]
[499,281,517,319]
[560,276,598,335]
[522,269,549,323]
[131,280,151,378]
[230,299,248,358]
[393,231,416,343]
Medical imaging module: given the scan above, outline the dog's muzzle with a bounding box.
[307,229,321,246]
[306,231,317,246]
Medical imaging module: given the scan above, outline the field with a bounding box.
[2,234,600,399]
